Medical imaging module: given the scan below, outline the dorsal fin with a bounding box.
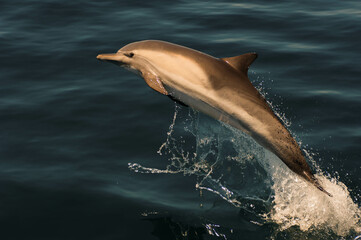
[221,53,257,75]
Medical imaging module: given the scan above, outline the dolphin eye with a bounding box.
[124,52,134,58]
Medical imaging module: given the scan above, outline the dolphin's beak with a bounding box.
[97,53,125,66]
[96,53,119,61]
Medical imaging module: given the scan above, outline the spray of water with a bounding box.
[128,102,361,238]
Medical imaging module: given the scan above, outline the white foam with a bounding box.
[262,151,361,236]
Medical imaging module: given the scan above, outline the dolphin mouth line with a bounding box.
[96,56,127,67]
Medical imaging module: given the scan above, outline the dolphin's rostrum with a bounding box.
[97,40,332,197]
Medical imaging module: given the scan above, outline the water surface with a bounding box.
[1,0,361,239]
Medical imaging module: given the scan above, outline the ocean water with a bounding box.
[1,0,361,239]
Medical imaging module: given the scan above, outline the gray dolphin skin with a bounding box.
[97,40,332,197]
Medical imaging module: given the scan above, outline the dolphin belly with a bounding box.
[164,85,252,135]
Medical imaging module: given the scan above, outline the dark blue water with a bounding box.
[1,1,361,239]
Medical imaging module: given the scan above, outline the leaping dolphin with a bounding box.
[97,40,332,197]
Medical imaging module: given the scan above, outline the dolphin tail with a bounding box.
[303,171,333,197]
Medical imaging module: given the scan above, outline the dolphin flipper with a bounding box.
[142,72,168,95]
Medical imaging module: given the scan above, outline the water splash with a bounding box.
[128,103,361,238]
[204,223,228,240]
[265,149,361,236]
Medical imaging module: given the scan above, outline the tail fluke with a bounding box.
[316,183,333,197]
[303,171,333,197]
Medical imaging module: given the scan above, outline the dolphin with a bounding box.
[97,40,332,197]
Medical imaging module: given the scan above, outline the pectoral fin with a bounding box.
[142,72,168,95]
[221,53,257,75]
